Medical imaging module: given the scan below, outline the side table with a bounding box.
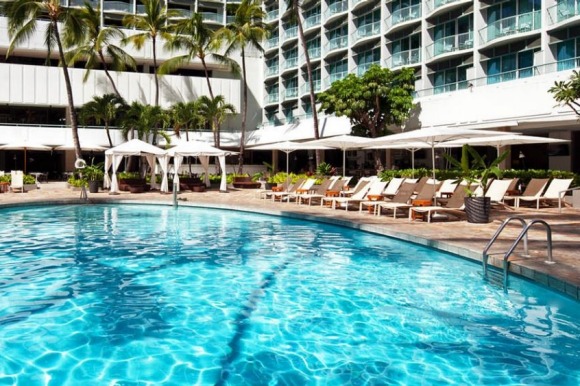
[0,182,9,193]
[411,199,432,221]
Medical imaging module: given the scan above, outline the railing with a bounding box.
[426,31,473,59]
[487,66,534,85]
[388,3,422,29]
[283,56,298,69]
[355,61,380,76]
[479,10,541,45]
[103,1,131,13]
[426,0,460,12]
[300,80,322,94]
[173,9,192,18]
[265,9,279,22]
[284,87,299,100]
[388,48,421,67]
[325,0,348,19]
[200,12,221,23]
[303,13,321,29]
[264,93,279,104]
[325,35,348,53]
[136,4,145,14]
[283,27,298,41]
[265,38,279,49]
[433,80,470,94]
[351,21,381,43]
[69,0,99,8]
[300,47,321,64]
[547,2,580,25]
[265,66,279,77]
[322,71,347,89]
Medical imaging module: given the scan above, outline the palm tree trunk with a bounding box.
[152,36,160,106]
[99,50,122,98]
[296,3,321,169]
[105,123,113,148]
[238,48,247,174]
[54,20,82,160]
[201,57,221,149]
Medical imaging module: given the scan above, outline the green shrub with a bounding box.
[118,171,141,180]
[67,176,87,187]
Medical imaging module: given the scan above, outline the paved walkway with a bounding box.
[2,182,579,301]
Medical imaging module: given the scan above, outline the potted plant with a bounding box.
[445,145,509,223]
[83,162,104,193]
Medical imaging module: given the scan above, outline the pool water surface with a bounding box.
[0,204,578,385]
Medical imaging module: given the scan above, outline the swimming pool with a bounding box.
[0,204,578,385]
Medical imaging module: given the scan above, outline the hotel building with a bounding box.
[0,0,579,174]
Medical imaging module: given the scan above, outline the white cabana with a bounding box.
[104,139,168,194]
[167,140,237,192]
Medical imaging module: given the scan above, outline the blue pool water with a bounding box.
[0,204,578,385]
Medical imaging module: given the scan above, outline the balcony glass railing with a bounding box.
[284,87,299,100]
[390,3,421,28]
[326,35,348,52]
[351,21,381,43]
[265,66,279,76]
[426,32,473,59]
[427,0,460,12]
[325,1,348,19]
[265,38,279,49]
[301,80,322,94]
[69,0,99,7]
[300,47,321,64]
[266,9,279,22]
[323,71,348,88]
[389,48,421,67]
[303,13,321,29]
[283,57,299,69]
[103,1,131,13]
[356,61,379,76]
[479,10,541,44]
[487,66,534,85]
[283,27,298,41]
[201,12,221,23]
[264,93,279,104]
[433,80,469,94]
[547,2,580,25]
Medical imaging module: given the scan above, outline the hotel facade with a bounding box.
[0,0,579,173]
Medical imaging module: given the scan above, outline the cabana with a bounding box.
[167,140,237,192]
[104,139,168,194]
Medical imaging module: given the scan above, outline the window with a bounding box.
[434,66,470,94]
[487,50,534,84]
[557,38,580,71]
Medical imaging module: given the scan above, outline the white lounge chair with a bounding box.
[321,180,372,210]
[484,179,513,210]
[382,177,405,199]
[10,170,24,193]
[517,178,573,209]
[503,178,549,208]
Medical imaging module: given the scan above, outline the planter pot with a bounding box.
[88,180,100,193]
[265,183,275,190]
[464,196,491,224]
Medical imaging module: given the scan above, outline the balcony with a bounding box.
[324,1,348,21]
[479,11,541,45]
[284,87,299,101]
[486,67,534,85]
[300,47,321,65]
[265,37,279,50]
[349,0,373,12]
[324,35,348,55]
[547,2,580,26]
[265,9,279,22]
[351,21,381,44]
[323,71,348,89]
[200,12,222,24]
[103,1,131,13]
[264,93,280,105]
[355,61,380,76]
[283,57,299,70]
[426,0,461,13]
[265,66,279,77]
[386,3,421,30]
[300,80,322,95]
[426,32,473,60]
[283,27,298,42]
[433,80,469,95]
[69,0,99,8]
[303,13,321,30]
[388,48,421,68]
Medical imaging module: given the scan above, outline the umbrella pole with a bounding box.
[410,149,416,179]
[342,149,346,177]
[431,144,437,205]
[24,148,27,174]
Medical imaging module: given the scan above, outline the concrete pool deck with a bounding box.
[1,182,579,301]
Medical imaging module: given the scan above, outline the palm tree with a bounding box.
[160,13,236,101]
[170,100,205,141]
[286,0,321,167]
[79,93,127,147]
[66,3,136,98]
[122,0,181,106]
[198,95,236,147]
[3,0,85,160]
[120,101,146,141]
[214,0,268,173]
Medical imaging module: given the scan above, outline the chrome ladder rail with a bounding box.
[482,216,529,281]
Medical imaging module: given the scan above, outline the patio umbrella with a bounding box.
[366,127,514,203]
[302,135,372,177]
[54,144,108,152]
[248,140,332,176]
[442,134,569,157]
[0,140,53,174]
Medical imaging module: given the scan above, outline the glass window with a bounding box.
[557,39,576,71]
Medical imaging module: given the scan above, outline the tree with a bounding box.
[198,95,236,147]
[79,93,127,147]
[214,0,268,173]
[4,0,85,160]
[317,65,415,170]
[549,70,580,116]
[160,13,235,101]
[122,0,180,106]
[66,2,136,98]
[170,100,205,141]
[286,0,321,167]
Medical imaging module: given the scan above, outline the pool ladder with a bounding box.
[483,216,554,291]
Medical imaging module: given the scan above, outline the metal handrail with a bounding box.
[482,216,528,280]
[559,186,580,213]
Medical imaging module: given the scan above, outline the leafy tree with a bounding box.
[214,0,268,173]
[66,2,136,98]
[122,0,180,106]
[549,70,580,116]
[197,95,237,147]
[169,100,205,141]
[317,65,415,169]
[4,0,85,160]
[79,93,127,147]
[160,13,236,101]
[286,0,321,167]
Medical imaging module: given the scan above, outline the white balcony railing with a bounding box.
[324,0,348,19]
[479,10,541,45]
[426,31,473,59]
[389,48,421,67]
[351,21,381,43]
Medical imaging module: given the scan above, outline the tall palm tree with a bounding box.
[214,0,268,173]
[198,95,236,147]
[3,0,85,160]
[286,0,321,167]
[66,3,136,98]
[160,13,236,101]
[79,93,127,147]
[119,101,146,141]
[122,0,180,106]
[170,100,205,141]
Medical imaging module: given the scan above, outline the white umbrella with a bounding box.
[248,140,332,176]
[0,140,53,174]
[366,127,515,203]
[54,144,108,152]
[442,134,569,157]
[302,135,372,177]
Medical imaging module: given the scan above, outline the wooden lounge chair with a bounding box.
[409,185,469,223]
[297,178,333,205]
[373,182,417,217]
[503,178,549,208]
[321,180,371,209]
[516,178,573,209]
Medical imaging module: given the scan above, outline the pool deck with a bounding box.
[2,182,579,301]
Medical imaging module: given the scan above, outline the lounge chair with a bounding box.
[484,179,513,210]
[516,178,573,209]
[503,178,549,208]
[258,176,291,199]
[373,182,417,217]
[340,176,375,197]
[271,177,305,201]
[436,179,458,198]
[409,184,470,223]
[10,171,24,193]
[321,180,371,209]
[329,180,388,211]
[382,177,405,199]
[281,178,317,203]
[297,178,333,205]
